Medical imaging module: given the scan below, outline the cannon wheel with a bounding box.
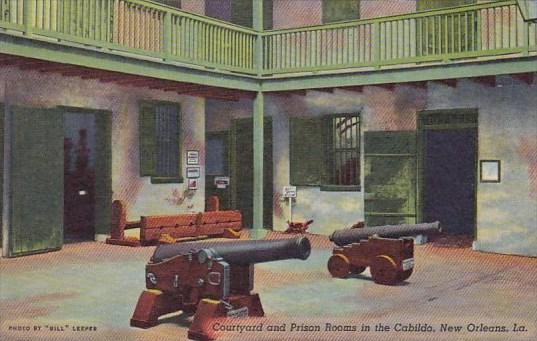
[398,269,413,282]
[370,255,399,285]
[327,254,351,278]
[350,265,366,274]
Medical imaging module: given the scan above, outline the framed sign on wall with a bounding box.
[480,160,501,183]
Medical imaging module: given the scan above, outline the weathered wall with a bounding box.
[360,0,416,19]
[265,78,536,257]
[273,0,323,29]
[181,0,205,15]
[427,77,537,257]
[0,67,206,225]
[266,86,426,234]
[273,0,417,29]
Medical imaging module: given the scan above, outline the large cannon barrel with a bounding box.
[329,221,441,247]
[151,237,311,265]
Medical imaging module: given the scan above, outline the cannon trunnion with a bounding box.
[328,236,414,285]
[130,237,311,341]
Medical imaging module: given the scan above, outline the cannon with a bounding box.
[130,237,311,341]
[327,222,441,285]
[329,221,441,247]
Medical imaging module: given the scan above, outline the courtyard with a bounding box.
[1,233,536,341]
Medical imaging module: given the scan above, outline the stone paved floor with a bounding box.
[1,232,536,341]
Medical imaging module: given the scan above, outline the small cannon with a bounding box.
[327,222,441,285]
[131,237,311,341]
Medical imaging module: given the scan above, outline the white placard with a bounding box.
[214,176,230,189]
[282,186,297,198]
[186,167,200,178]
[187,150,199,165]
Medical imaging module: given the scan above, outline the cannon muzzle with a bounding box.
[329,221,441,247]
[151,237,311,265]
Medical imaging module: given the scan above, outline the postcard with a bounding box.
[1,1,536,341]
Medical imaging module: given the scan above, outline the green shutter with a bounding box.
[290,117,323,186]
[9,107,64,257]
[139,102,156,177]
[322,0,360,24]
[364,131,417,226]
[94,112,112,235]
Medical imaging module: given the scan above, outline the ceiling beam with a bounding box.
[38,64,78,73]
[368,84,395,91]
[406,81,427,89]
[267,90,307,97]
[471,76,496,87]
[338,86,363,93]
[309,88,334,94]
[432,79,458,88]
[512,73,534,85]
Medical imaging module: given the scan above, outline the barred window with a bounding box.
[139,101,182,183]
[289,113,361,191]
[326,115,361,186]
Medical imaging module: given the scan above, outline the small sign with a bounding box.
[480,160,501,183]
[226,306,248,319]
[214,176,230,189]
[186,167,200,179]
[187,150,199,165]
[282,186,297,198]
[402,258,414,271]
[188,179,198,190]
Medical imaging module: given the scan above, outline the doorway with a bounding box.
[63,112,97,241]
[418,109,478,237]
[205,131,232,210]
[62,107,112,243]
[231,118,273,229]
[3,106,111,257]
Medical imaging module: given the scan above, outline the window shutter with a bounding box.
[290,117,323,185]
[139,102,156,176]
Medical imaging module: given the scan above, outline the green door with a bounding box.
[231,118,273,229]
[7,107,64,257]
[364,131,417,226]
[94,112,112,237]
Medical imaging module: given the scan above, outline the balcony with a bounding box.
[0,0,536,89]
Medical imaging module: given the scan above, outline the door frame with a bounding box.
[60,106,112,240]
[417,108,478,238]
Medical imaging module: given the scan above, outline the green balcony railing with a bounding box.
[261,0,536,74]
[0,0,258,74]
[0,0,535,77]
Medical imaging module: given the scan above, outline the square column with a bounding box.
[252,91,266,239]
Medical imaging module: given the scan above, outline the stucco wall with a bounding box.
[273,0,323,29]
[181,0,205,15]
[266,86,426,234]
[273,0,417,29]
[266,78,536,256]
[360,0,416,19]
[0,67,206,224]
[427,77,537,257]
